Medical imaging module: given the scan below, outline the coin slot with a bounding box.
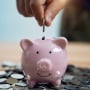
[42,36,45,40]
[36,51,39,54]
[49,51,52,54]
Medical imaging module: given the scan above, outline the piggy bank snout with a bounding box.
[36,59,52,72]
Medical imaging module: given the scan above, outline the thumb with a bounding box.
[45,0,65,26]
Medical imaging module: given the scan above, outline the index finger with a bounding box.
[30,0,46,25]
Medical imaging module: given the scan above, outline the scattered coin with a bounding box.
[11,73,24,80]
[6,77,18,84]
[42,36,45,40]
[0,71,7,76]
[15,82,27,87]
[2,61,16,68]
[8,88,14,90]
[70,78,81,85]
[63,74,74,81]
[0,78,7,83]
[0,84,11,89]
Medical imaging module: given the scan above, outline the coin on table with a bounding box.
[15,82,27,87]
[6,77,18,85]
[63,74,74,81]
[0,84,11,89]
[0,78,7,83]
[2,61,16,68]
[8,88,14,90]
[0,71,7,76]
[11,73,24,79]
[14,87,27,90]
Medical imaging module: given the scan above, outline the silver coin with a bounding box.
[8,88,14,90]
[0,71,7,76]
[15,82,27,87]
[0,84,11,89]
[11,74,24,79]
[14,87,27,90]
[2,61,16,67]
[63,74,74,81]
[0,78,7,83]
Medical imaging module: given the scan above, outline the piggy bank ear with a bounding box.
[53,37,68,49]
[20,39,33,51]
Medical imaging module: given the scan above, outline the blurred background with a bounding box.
[0,0,90,68]
[0,0,90,42]
[61,0,90,42]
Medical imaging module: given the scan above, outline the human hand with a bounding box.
[16,0,66,26]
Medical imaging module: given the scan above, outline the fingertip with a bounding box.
[46,21,51,26]
[38,22,42,26]
[22,13,32,17]
[36,19,43,26]
[45,15,51,26]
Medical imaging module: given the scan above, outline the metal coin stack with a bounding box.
[0,61,90,90]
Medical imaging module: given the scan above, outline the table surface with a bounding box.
[0,42,90,68]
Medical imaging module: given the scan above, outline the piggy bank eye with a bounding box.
[49,51,52,54]
[36,51,39,54]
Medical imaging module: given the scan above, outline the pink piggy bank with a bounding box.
[20,37,68,88]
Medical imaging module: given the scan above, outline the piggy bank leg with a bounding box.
[27,80,36,88]
[52,79,61,88]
